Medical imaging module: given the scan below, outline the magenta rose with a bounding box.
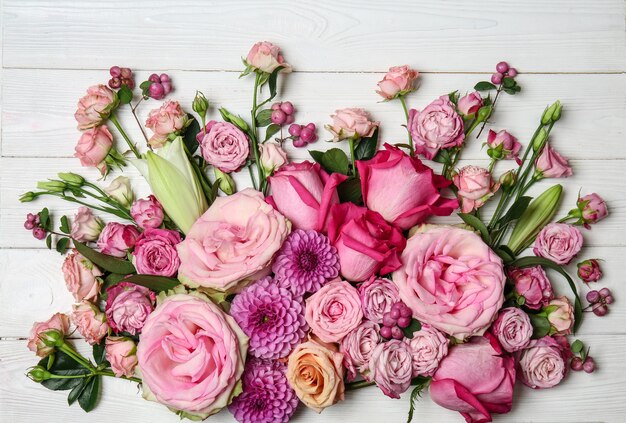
[491,307,532,352]
[577,258,602,283]
[393,226,505,340]
[105,281,156,335]
[457,92,483,116]
[376,65,419,100]
[305,280,363,343]
[74,84,118,130]
[404,324,449,377]
[429,333,515,423]
[358,276,401,324]
[62,249,102,302]
[369,340,413,399]
[105,336,138,378]
[535,146,573,179]
[340,320,382,381]
[246,41,291,73]
[453,166,499,213]
[96,222,140,258]
[130,195,164,229]
[508,266,553,310]
[197,121,250,173]
[325,108,379,142]
[132,228,182,277]
[533,223,583,264]
[327,203,406,282]
[408,95,465,159]
[71,301,109,345]
[546,296,574,335]
[145,100,188,148]
[267,161,347,232]
[516,336,568,389]
[357,144,458,230]
[74,126,113,175]
[487,129,521,160]
[70,207,103,242]
[577,193,608,225]
[137,293,247,419]
[27,313,70,357]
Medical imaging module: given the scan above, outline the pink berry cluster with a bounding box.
[586,288,614,317]
[380,301,413,340]
[108,66,135,89]
[270,102,295,126]
[24,213,46,240]
[491,61,518,85]
[288,123,317,147]
[146,73,172,100]
[571,355,596,373]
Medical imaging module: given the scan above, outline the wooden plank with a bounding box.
[2,0,624,72]
[2,70,625,160]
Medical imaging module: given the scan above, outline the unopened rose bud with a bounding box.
[20,192,36,202]
[37,180,67,193]
[192,91,209,119]
[532,127,549,152]
[27,366,52,383]
[219,108,248,132]
[39,329,64,348]
[541,101,560,125]
[577,259,602,283]
[499,170,517,192]
[213,168,236,195]
[476,105,493,123]
[58,172,85,187]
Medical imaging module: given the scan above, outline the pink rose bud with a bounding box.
[457,91,483,116]
[105,336,138,378]
[197,121,250,173]
[62,249,102,302]
[408,96,465,159]
[577,259,602,283]
[130,195,164,229]
[546,296,574,335]
[534,223,583,265]
[535,146,573,179]
[453,165,499,213]
[71,301,109,345]
[575,193,608,226]
[74,84,118,130]
[74,126,114,175]
[27,313,70,357]
[132,228,182,277]
[486,129,521,160]
[70,207,104,242]
[376,65,419,100]
[105,282,156,335]
[259,141,288,175]
[325,108,379,142]
[96,222,140,258]
[246,41,291,74]
[491,307,533,352]
[145,100,188,148]
[508,266,554,310]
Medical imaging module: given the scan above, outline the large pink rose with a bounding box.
[105,281,156,335]
[508,266,553,310]
[369,339,413,399]
[70,207,103,242]
[325,108,379,142]
[71,301,109,345]
[74,126,113,175]
[376,65,419,100]
[132,228,182,277]
[177,189,290,291]
[74,84,118,130]
[491,307,533,352]
[96,222,140,258]
[130,195,164,229]
[267,161,347,232]
[137,293,248,419]
[340,321,381,381]
[246,41,291,73]
[392,226,505,340]
[327,203,406,282]
[429,333,515,423]
[404,324,449,377]
[105,336,138,378]
[305,280,363,343]
[357,144,458,230]
[516,336,568,389]
[453,166,499,213]
[197,121,250,173]
[145,100,188,148]
[408,95,465,159]
[533,223,583,265]
[62,249,102,302]
[535,146,573,179]
[27,313,70,357]
[358,276,401,324]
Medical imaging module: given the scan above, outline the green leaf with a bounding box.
[268,66,285,101]
[309,150,325,164]
[183,115,201,155]
[264,124,280,142]
[407,376,431,423]
[320,148,350,175]
[337,178,362,204]
[474,81,497,91]
[139,81,152,91]
[432,149,451,165]
[92,342,107,366]
[458,213,490,243]
[448,90,459,104]
[402,319,422,339]
[68,379,89,406]
[56,237,70,254]
[498,196,532,227]
[504,87,517,95]
[37,351,90,391]
[529,313,551,339]
[39,207,50,229]
[571,339,584,354]
[117,85,133,104]
[494,246,515,264]
[45,234,52,249]
[74,241,136,275]
[125,274,180,292]
[354,128,379,161]
[78,375,101,412]
[502,77,516,89]
[256,109,273,127]
[59,215,70,234]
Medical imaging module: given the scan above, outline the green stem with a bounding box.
[249,73,262,192]
[488,158,496,173]
[43,192,130,219]
[58,343,94,370]
[476,86,502,139]
[110,114,141,158]
[49,373,93,379]
[349,137,357,175]
[97,369,141,383]
[399,96,413,155]
[346,380,375,391]
[557,216,573,223]
[79,184,133,219]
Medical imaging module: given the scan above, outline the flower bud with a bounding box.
[499,170,517,192]
[219,107,248,132]
[507,184,563,254]
[476,105,493,123]
[192,91,209,118]
[541,101,560,125]
[577,259,602,283]
[20,192,36,202]
[58,172,85,187]
[27,366,52,383]
[104,176,134,208]
[532,127,549,152]
[39,329,64,348]
[36,180,67,193]
[213,168,236,195]
[551,101,562,122]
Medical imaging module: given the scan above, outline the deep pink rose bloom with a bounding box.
[457,92,483,116]
[393,226,505,340]
[96,222,140,258]
[376,65,419,100]
[340,320,382,381]
[491,307,533,352]
[357,144,458,230]
[246,41,291,73]
[578,193,608,225]
[74,126,113,175]
[535,146,573,179]
[358,276,401,324]
[74,84,117,130]
[516,336,569,389]
[533,223,583,265]
[327,203,406,282]
[369,339,413,399]
[62,249,102,302]
[105,281,156,335]
[145,100,188,148]
[105,336,138,378]
[132,228,182,277]
[130,195,165,229]
[453,166,499,213]
[487,129,521,160]
[267,161,347,232]
[408,95,465,159]
[71,301,109,345]
[325,108,379,142]
[430,333,515,423]
[27,313,70,357]
[508,266,553,310]
[197,121,250,173]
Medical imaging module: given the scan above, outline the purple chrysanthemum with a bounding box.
[229,358,299,423]
[272,229,339,296]
[230,277,307,359]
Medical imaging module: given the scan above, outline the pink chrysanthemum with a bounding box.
[228,358,299,423]
[230,277,307,359]
[272,229,339,296]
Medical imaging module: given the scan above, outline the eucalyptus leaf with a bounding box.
[60,215,71,234]
[45,234,52,249]
[55,237,70,254]
[571,339,584,354]
[117,85,133,104]
[502,77,516,89]
[39,208,50,229]
[74,241,136,275]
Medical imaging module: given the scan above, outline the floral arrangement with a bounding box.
[21,42,613,423]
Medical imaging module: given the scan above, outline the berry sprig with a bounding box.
[380,301,414,340]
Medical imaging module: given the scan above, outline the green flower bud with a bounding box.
[541,100,561,125]
[27,366,52,383]
[19,191,36,202]
[499,170,517,191]
[532,127,549,152]
[36,180,67,193]
[58,172,85,186]
[192,91,209,118]
[219,107,249,132]
[476,105,493,123]
[213,168,236,195]
[551,101,562,122]
[39,329,65,348]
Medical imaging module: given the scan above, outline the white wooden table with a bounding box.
[1,1,625,422]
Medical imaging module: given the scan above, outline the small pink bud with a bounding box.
[592,303,608,317]
[109,66,121,78]
[24,220,35,230]
[292,138,307,148]
[570,357,584,371]
[305,123,316,131]
[148,73,160,83]
[582,357,595,373]
[161,82,172,95]
[397,316,411,328]
[300,127,317,143]
[391,326,404,340]
[288,124,302,137]
[32,227,46,240]
[599,288,611,298]
[159,73,170,82]
[491,73,504,84]
[271,109,287,125]
[586,290,600,304]
[382,312,397,327]
[148,82,165,100]
[285,115,295,125]
[120,67,132,79]
[400,305,412,318]
[507,68,518,78]
[605,295,614,305]
[108,77,122,89]
[380,326,392,339]
[27,213,37,222]
[280,101,294,115]
[271,103,281,111]
[496,61,509,73]
[389,308,400,320]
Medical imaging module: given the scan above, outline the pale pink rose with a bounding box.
[305,280,363,343]
[487,129,521,160]
[533,223,583,265]
[453,165,499,213]
[325,108,379,142]
[145,100,188,148]
[96,222,140,258]
[357,144,458,230]
[197,121,250,173]
[535,146,573,178]
[430,333,515,423]
[259,141,288,174]
[70,207,103,242]
[376,65,419,100]
[392,226,505,340]
[369,340,413,399]
[132,228,181,277]
[177,189,290,291]
[137,294,247,418]
[404,325,449,377]
[287,338,345,413]
[491,307,532,352]
[578,193,608,225]
[508,266,554,310]
[340,321,382,381]
[327,203,406,282]
[62,249,102,302]
[27,313,70,357]
[130,195,164,229]
[74,126,113,175]
[267,161,347,232]
[105,336,138,378]
[457,91,483,116]
[547,296,574,335]
[408,95,465,159]
[74,84,117,130]
[246,41,291,73]
[358,276,401,324]
[516,336,568,389]
[105,282,156,335]
[71,301,109,345]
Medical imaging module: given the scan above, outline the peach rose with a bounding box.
[105,336,138,378]
[71,301,109,345]
[62,249,103,302]
[145,100,188,148]
[246,41,291,73]
[74,126,113,175]
[27,313,70,357]
[325,108,379,142]
[453,165,499,213]
[376,65,419,100]
[70,207,103,242]
[74,84,118,130]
